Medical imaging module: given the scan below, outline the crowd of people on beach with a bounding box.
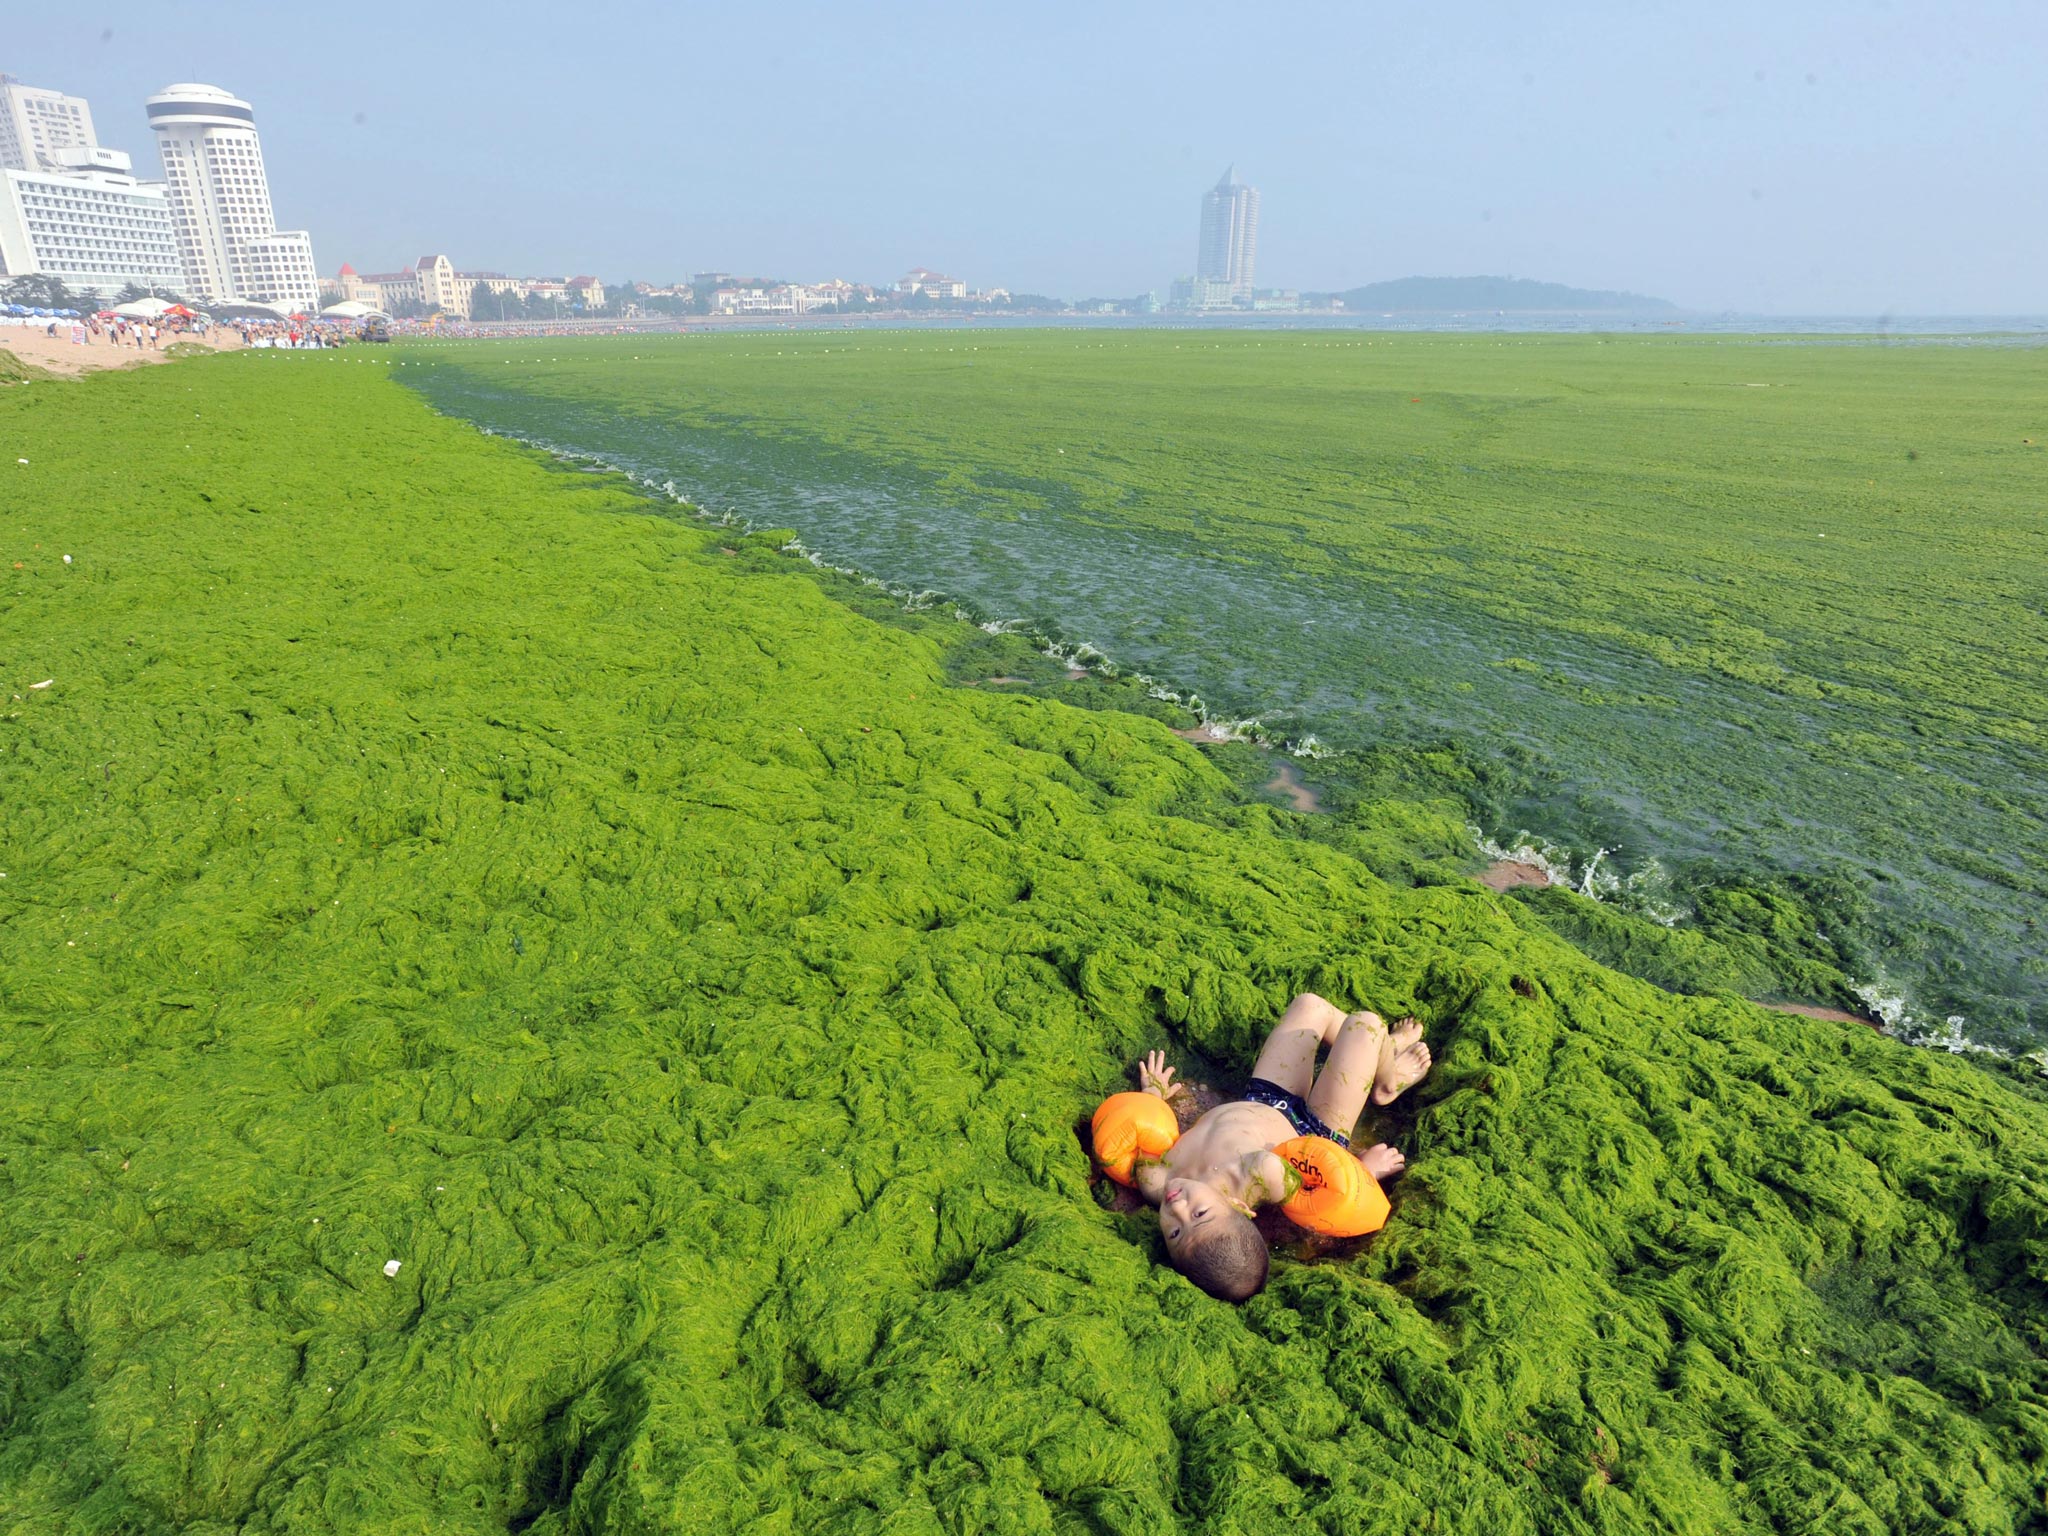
[238,319,347,349]
[21,313,196,349]
[3,310,393,352]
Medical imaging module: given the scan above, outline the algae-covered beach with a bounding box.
[3,349,2046,1532]
[401,330,2048,1051]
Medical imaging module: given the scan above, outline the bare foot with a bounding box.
[1370,1018,1430,1105]
[1358,1143,1406,1180]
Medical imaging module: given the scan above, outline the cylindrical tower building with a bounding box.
[147,83,316,309]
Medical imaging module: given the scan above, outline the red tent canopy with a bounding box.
[164,304,197,318]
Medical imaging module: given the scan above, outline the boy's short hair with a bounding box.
[1172,1213,1270,1302]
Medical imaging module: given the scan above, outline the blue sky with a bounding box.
[10,0,2043,311]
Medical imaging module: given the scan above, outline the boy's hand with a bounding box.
[1138,1050,1177,1098]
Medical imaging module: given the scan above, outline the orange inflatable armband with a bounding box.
[1092,1092,1180,1186]
[1275,1136,1390,1237]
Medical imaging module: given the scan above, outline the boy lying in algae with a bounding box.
[1093,995,1431,1301]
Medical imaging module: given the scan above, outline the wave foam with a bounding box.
[1469,828,1684,925]
[1851,979,1999,1057]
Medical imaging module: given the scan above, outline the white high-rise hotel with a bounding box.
[148,83,317,309]
[0,77,98,170]
[1195,167,1259,306]
[0,76,185,297]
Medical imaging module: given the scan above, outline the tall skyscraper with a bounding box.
[147,82,317,309]
[1195,167,1258,304]
[0,75,185,298]
[0,77,98,171]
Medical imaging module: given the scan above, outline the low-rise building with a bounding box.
[711,280,860,316]
[807,277,873,309]
[412,253,470,316]
[896,266,967,300]
[714,285,790,315]
[336,263,421,311]
[327,259,617,317]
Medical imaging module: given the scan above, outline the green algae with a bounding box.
[3,356,2048,1534]
[399,330,2048,1046]
[0,347,56,386]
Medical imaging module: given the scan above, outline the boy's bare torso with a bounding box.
[1140,1101,1295,1212]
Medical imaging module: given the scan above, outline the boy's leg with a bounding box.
[1247,993,1347,1099]
[1304,1011,1389,1142]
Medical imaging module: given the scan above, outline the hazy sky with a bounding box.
[9,0,2043,311]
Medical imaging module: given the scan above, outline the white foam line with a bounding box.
[1851,978,2012,1059]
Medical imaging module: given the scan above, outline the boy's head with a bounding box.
[1160,1180,1269,1302]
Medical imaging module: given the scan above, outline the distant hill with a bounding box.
[1322,276,1677,312]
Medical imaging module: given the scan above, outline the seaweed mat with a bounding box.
[2,356,2044,1535]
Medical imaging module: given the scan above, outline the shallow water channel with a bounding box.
[404,364,2046,1053]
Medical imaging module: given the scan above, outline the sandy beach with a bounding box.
[0,324,244,377]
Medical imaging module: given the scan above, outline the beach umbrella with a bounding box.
[164,304,196,318]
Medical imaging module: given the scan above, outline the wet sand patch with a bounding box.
[1264,760,1321,814]
[1478,859,1552,892]
[1764,1001,1882,1029]
[1167,723,1321,812]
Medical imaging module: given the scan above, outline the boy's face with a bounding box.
[1159,1179,1230,1262]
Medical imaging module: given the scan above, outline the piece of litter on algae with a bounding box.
[28,679,53,690]
[382,1259,402,1277]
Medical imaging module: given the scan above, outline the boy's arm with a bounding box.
[1240,1150,1298,1210]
